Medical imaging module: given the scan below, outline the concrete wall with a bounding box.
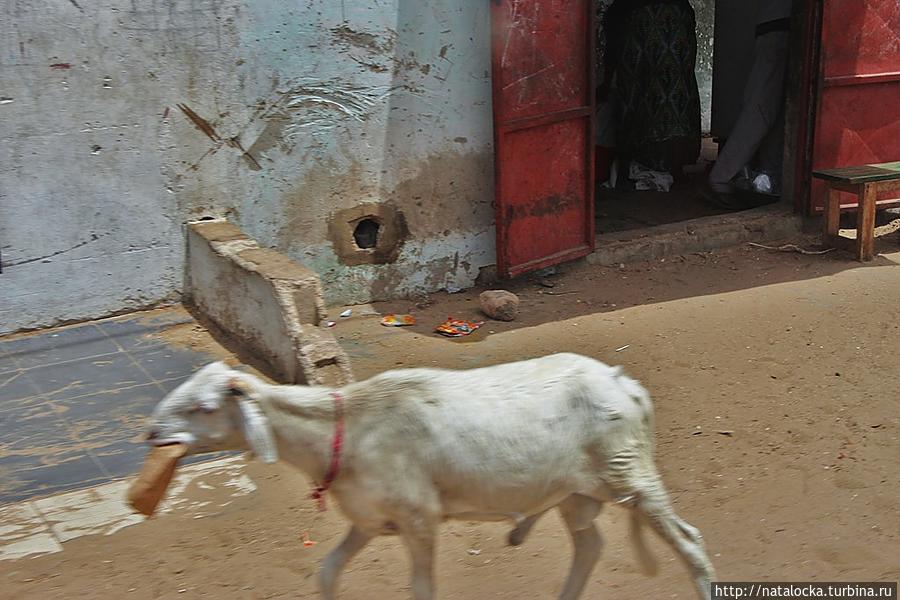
[0,0,494,334]
[186,220,352,386]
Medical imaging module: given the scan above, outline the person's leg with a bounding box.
[709,31,789,194]
[630,3,701,173]
[747,107,786,195]
[756,108,786,177]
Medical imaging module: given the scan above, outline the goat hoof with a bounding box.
[507,527,525,547]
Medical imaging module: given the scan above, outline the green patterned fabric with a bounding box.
[607,1,701,172]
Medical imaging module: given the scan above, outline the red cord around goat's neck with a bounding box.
[310,392,345,511]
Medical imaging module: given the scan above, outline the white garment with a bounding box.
[752,173,773,194]
[629,162,673,193]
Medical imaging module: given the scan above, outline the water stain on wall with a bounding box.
[269,148,493,303]
[275,149,493,251]
[389,151,494,237]
[275,158,378,250]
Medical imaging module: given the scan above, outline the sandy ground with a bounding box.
[2,237,899,599]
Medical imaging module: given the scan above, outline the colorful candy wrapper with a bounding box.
[381,314,416,327]
[434,316,484,337]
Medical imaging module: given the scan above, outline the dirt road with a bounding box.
[3,240,899,599]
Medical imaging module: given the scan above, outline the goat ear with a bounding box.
[236,398,278,464]
[225,376,278,464]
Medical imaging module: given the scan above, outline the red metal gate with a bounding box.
[490,0,595,278]
[808,0,900,212]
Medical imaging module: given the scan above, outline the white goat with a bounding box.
[146,354,714,600]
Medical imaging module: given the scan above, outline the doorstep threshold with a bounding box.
[588,202,802,266]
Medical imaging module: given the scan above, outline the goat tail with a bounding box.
[610,367,654,428]
[630,509,659,576]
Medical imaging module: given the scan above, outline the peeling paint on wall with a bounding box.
[330,24,398,73]
[331,24,397,55]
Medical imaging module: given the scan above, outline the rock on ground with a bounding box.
[479,290,519,321]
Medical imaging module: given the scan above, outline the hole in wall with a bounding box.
[329,203,408,265]
[353,218,380,249]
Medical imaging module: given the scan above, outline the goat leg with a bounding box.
[508,509,548,546]
[320,526,372,600]
[557,495,603,600]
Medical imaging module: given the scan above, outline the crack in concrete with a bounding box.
[4,234,100,268]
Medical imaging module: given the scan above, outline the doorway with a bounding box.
[593,0,789,235]
[490,0,898,278]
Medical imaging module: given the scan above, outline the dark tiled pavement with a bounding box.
[0,311,223,504]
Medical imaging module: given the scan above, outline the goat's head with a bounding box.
[145,362,278,463]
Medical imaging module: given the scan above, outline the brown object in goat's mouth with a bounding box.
[126,443,188,517]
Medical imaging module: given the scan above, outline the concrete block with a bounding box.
[186,220,353,386]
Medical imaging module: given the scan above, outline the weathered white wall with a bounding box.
[0,0,494,334]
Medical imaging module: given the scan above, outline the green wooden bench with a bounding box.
[812,161,900,261]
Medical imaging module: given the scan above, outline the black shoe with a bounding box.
[734,189,780,209]
[701,189,747,211]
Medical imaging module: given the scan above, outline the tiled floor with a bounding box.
[0,455,255,560]
[0,310,222,504]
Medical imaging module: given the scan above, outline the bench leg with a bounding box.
[856,183,877,261]
[825,186,841,238]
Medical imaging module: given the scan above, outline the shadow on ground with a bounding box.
[361,235,900,343]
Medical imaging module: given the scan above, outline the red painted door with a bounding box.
[490,0,595,278]
[808,0,900,212]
